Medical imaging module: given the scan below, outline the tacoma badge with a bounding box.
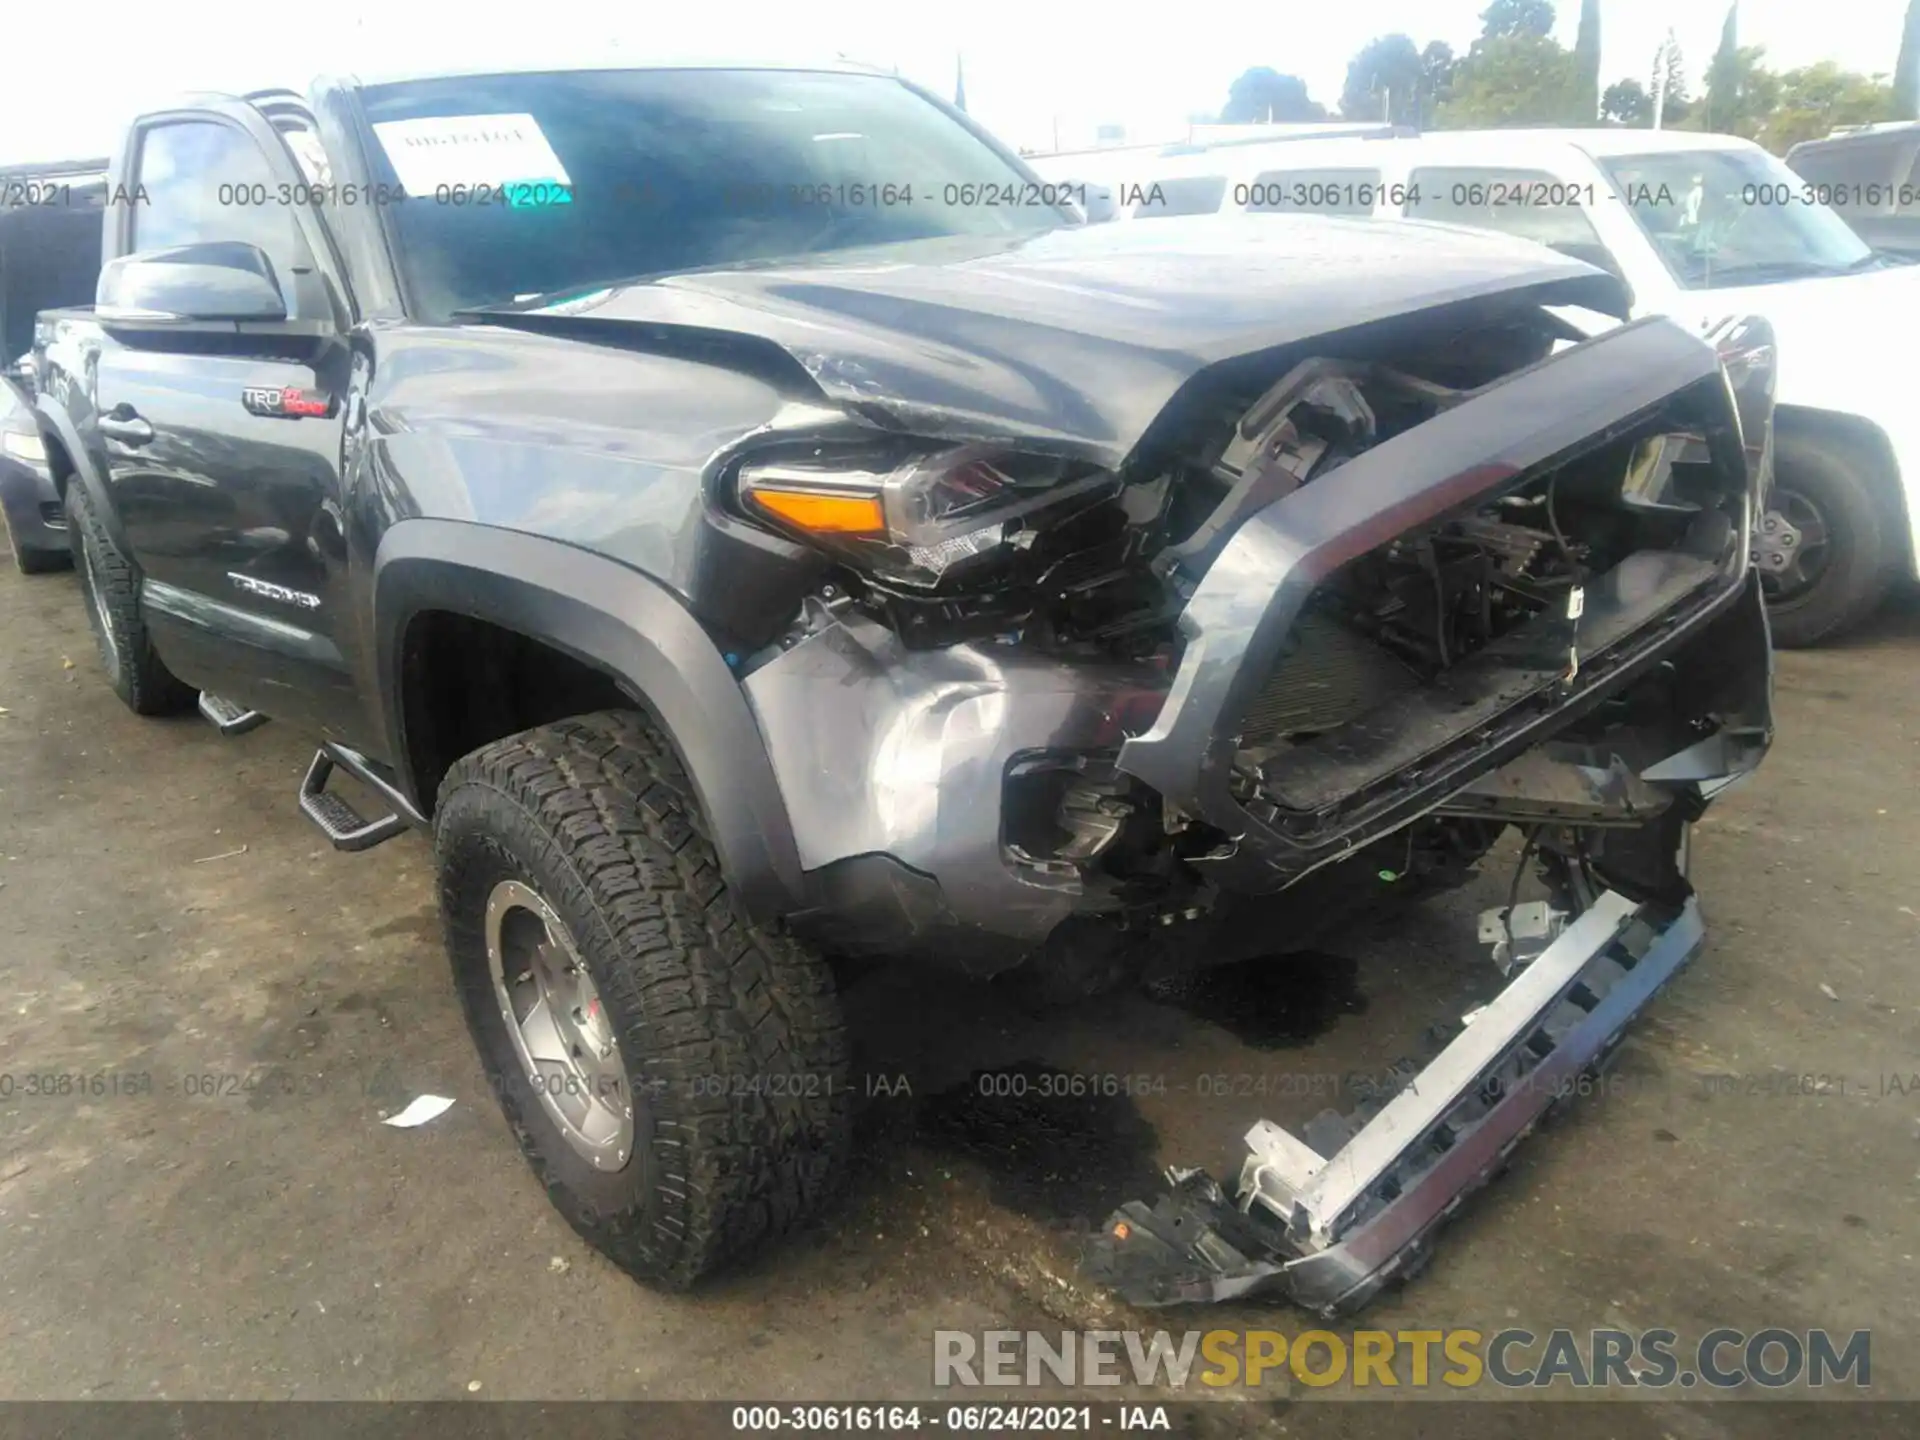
[229,573,322,610]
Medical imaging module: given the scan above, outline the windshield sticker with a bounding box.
[370,113,572,196]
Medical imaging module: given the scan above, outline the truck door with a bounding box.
[92,105,364,740]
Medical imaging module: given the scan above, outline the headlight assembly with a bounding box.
[1,429,48,464]
[738,443,1119,591]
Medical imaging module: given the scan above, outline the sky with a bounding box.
[2,0,1911,164]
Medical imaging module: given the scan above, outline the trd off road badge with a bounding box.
[242,385,335,419]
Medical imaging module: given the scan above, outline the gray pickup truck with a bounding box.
[25,63,1775,1314]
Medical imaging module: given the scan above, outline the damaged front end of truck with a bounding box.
[1070,312,1777,1317]
[543,246,1776,1315]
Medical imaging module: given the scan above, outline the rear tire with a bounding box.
[63,485,196,714]
[1762,434,1892,648]
[434,709,851,1287]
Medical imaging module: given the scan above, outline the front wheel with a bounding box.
[434,709,851,1287]
[63,485,196,714]
[1760,434,1892,648]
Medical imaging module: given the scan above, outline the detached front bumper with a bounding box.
[1086,886,1708,1315]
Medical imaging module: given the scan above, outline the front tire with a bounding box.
[434,709,851,1287]
[1762,434,1892,648]
[63,485,196,714]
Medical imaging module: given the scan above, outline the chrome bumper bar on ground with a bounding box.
[1084,889,1706,1316]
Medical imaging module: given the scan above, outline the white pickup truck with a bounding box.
[1033,128,1918,646]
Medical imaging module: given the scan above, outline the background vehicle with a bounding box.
[31,68,1771,1311]
[1031,128,1919,647]
[1,158,108,365]
[0,158,106,572]
[1787,121,1920,261]
[1037,124,1404,223]
[1,369,66,573]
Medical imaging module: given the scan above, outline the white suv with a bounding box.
[1034,129,1920,645]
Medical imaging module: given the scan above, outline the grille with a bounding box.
[1238,612,1419,747]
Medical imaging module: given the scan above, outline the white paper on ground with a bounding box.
[370,114,572,195]
[382,1094,456,1128]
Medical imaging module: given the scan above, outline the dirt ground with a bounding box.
[1,553,1916,1435]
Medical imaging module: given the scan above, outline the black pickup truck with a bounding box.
[28,64,1776,1313]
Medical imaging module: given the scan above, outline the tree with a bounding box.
[1686,43,1778,137]
[1574,0,1603,120]
[1422,40,1460,117]
[1704,3,1743,122]
[1897,0,1920,118]
[1651,31,1694,125]
[1601,78,1652,126]
[1756,63,1899,152]
[1221,67,1327,123]
[1340,35,1427,124]
[1479,0,1556,40]
[1437,33,1584,127]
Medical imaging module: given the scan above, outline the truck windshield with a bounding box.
[1597,147,1877,289]
[356,69,1065,320]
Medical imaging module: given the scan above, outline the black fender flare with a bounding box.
[32,397,129,555]
[372,519,806,922]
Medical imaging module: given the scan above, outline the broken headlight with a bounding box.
[1,429,47,464]
[737,443,1118,591]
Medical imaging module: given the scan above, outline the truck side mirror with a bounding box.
[97,242,289,327]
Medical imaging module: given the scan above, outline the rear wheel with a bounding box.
[63,485,196,715]
[1761,434,1892,648]
[435,709,851,1287]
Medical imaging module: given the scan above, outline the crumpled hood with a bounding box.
[484,216,1619,466]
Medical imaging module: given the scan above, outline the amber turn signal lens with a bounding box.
[751,488,886,535]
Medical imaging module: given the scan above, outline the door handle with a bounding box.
[99,415,154,445]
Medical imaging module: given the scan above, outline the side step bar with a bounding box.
[298,743,425,853]
[198,692,268,736]
[1083,889,1705,1316]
